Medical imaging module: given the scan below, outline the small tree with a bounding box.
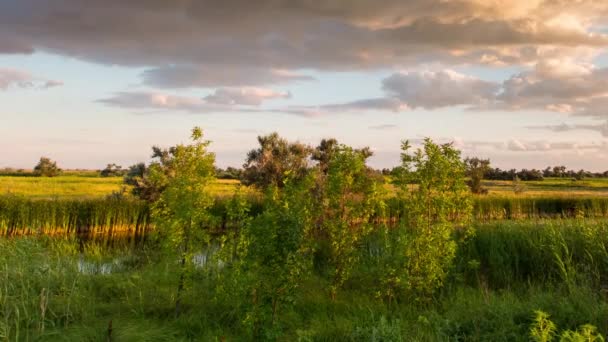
[239,173,317,338]
[465,157,490,194]
[242,132,311,189]
[33,157,61,177]
[149,127,216,317]
[124,146,179,202]
[321,145,384,300]
[382,139,472,303]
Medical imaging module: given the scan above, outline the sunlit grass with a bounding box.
[0,176,125,199]
[0,176,257,199]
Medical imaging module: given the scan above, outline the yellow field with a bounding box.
[0,175,245,199]
[2,174,608,199]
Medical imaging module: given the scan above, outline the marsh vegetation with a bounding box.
[1,129,608,341]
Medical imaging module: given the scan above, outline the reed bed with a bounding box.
[455,219,608,289]
[384,196,608,221]
[3,194,608,240]
[0,196,150,239]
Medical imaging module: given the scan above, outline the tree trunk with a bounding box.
[175,219,191,317]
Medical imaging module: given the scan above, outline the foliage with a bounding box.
[465,157,491,194]
[241,132,312,189]
[320,145,385,300]
[530,311,604,342]
[531,310,558,342]
[383,138,472,303]
[149,127,217,316]
[237,173,317,338]
[33,157,61,177]
[312,138,373,174]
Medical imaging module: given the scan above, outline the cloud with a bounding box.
[528,121,608,137]
[204,88,290,106]
[0,68,63,90]
[307,56,608,117]
[141,65,314,88]
[382,70,498,109]
[284,69,496,115]
[408,136,604,153]
[1,0,608,89]
[98,87,288,113]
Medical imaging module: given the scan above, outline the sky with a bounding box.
[1,1,608,171]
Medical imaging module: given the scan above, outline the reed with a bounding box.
[456,219,608,289]
[0,195,150,240]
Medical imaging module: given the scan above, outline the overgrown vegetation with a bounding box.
[2,129,608,340]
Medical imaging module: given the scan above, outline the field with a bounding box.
[4,173,608,199]
[0,174,243,199]
[2,172,608,340]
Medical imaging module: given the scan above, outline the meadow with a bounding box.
[2,169,608,341]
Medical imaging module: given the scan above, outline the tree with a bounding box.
[33,157,61,177]
[100,163,125,177]
[465,157,491,194]
[124,146,179,202]
[320,145,384,300]
[238,173,317,338]
[312,138,339,174]
[149,127,216,316]
[242,133,311,189]
[382,139,472,304]
[553,165,567,178]
[312,138,374,174]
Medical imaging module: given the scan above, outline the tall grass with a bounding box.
[0,196,150,241]
[2,221,608,340]
[383,196,608,221]
[3,195,608,241]
[455,219,608,290]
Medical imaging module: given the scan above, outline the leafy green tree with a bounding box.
[124,146,178,202]
[239,173,317,338]
[320,145,385,300]
[313,138,374,174]
[242,132,311,189]
[465,157,490,194]
[382,139,472,303]
[149,127,216,316]
[33,157,61,177]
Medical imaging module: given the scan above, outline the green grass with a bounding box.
[2,219,608,340]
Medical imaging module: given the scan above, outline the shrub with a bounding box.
[33,157,61,177]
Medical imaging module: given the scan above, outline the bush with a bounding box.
[33,157,61,177]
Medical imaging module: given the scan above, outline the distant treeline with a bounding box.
[378,165,608,181]
[484,166,608,181]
